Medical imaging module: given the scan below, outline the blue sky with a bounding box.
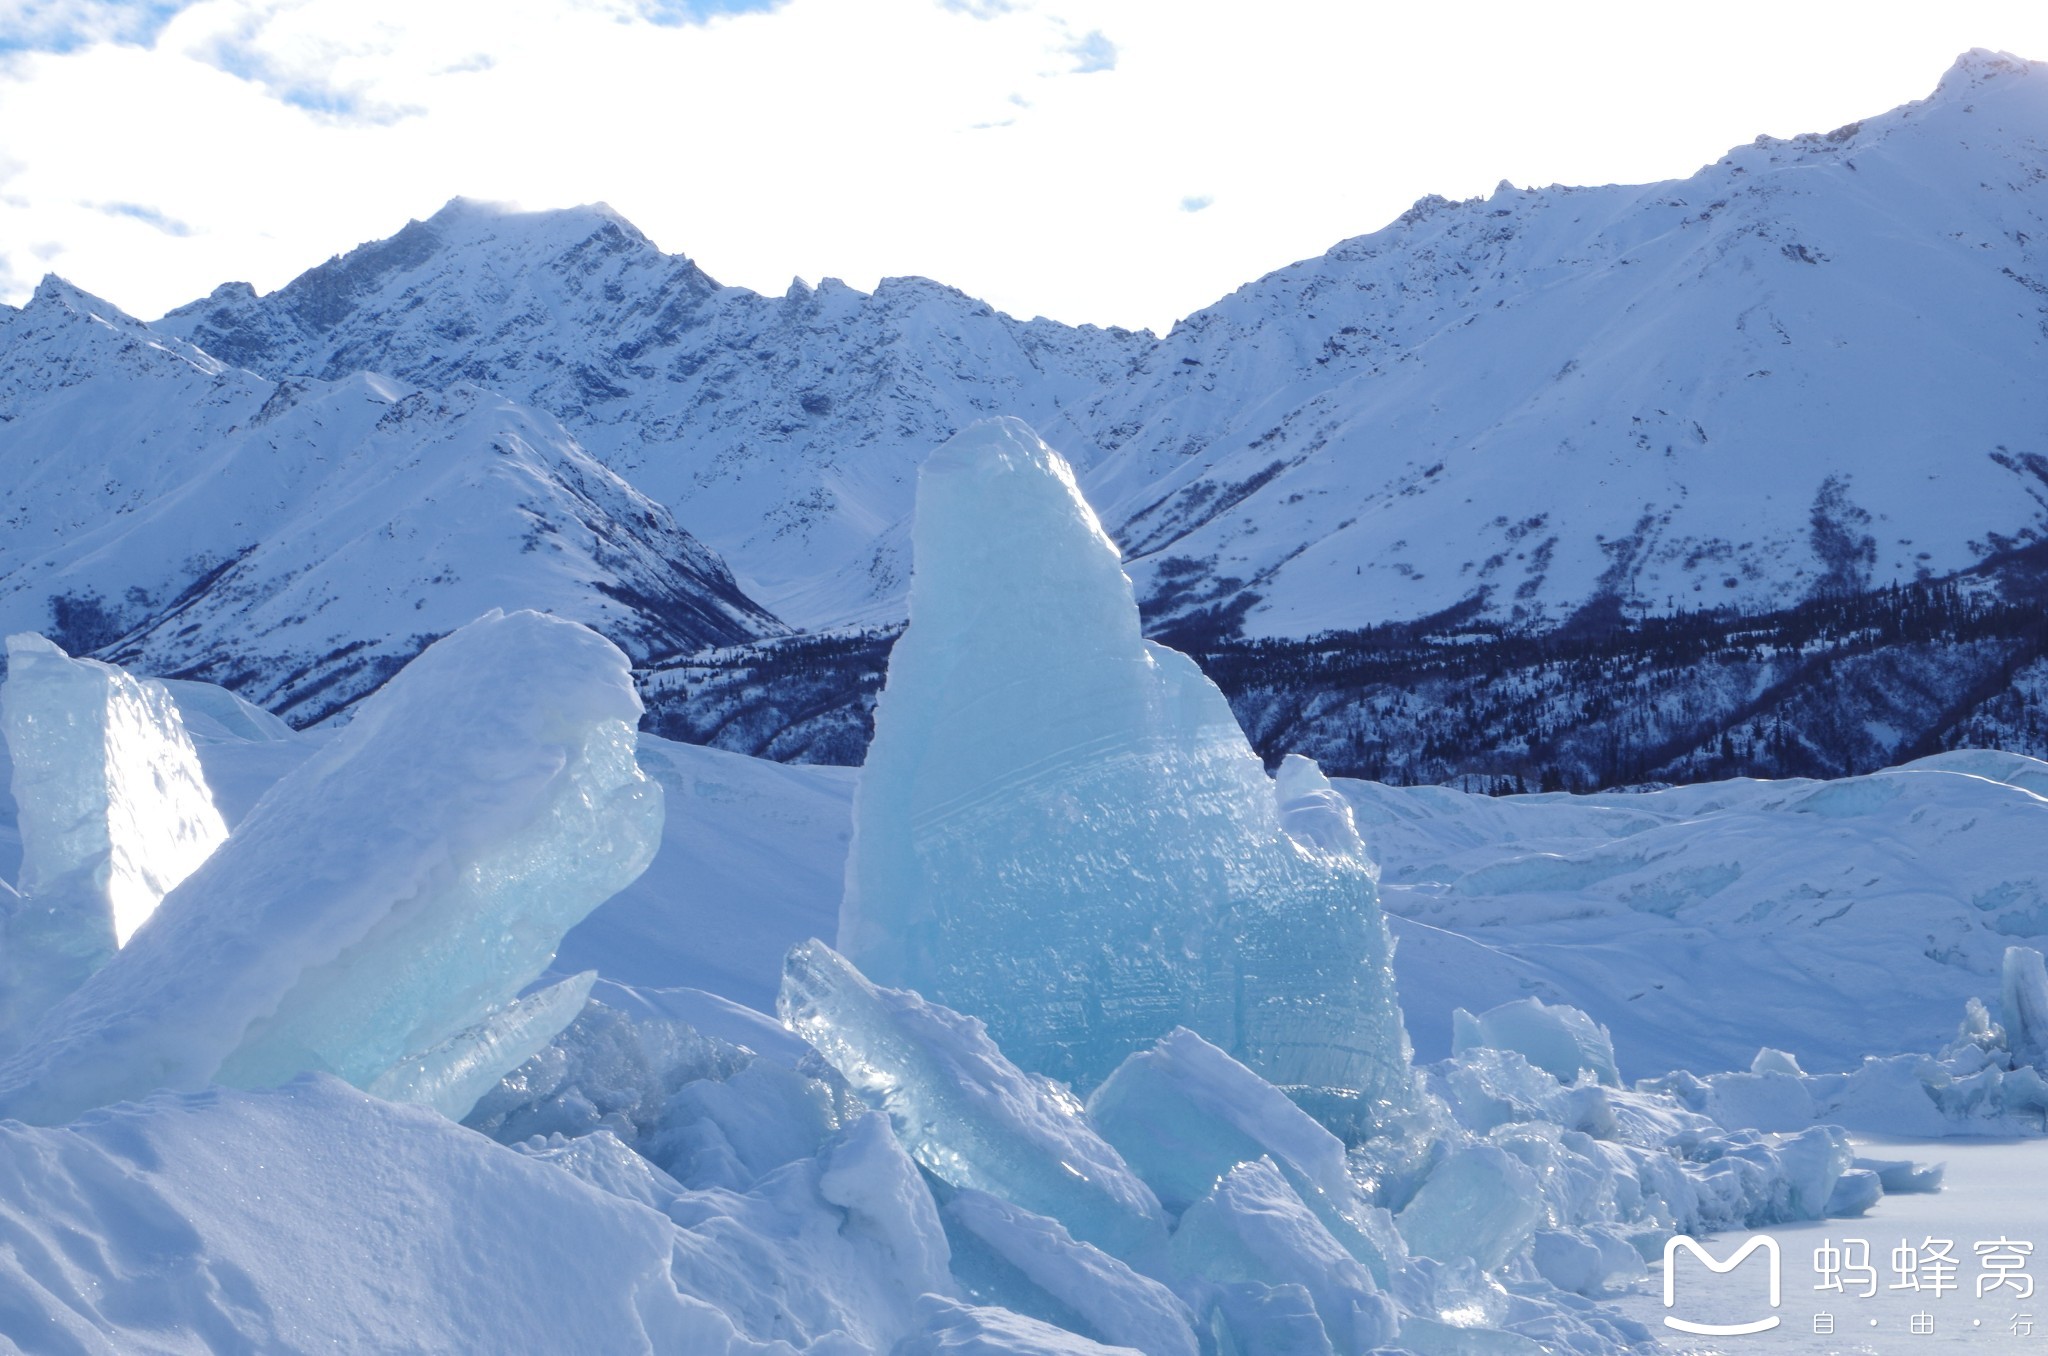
[2,0,2046,331]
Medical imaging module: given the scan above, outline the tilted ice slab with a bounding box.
[779,938,1169,1261]
[0,610,661,1125]
[842,417,1413,1130]
[0,633,227,1046]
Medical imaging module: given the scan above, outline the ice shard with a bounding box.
[778,938,1169,1260]
[0,610,662,1125]
[840,417,1413,1132]
[0,633,227,1044]
[366,970,599,1120]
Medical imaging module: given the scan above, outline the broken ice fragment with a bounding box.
[0,633,227,1045]
[1086,1026,1402,1282]
[1394,1144,1543,1272]
[366,970,598,1120]
[841,417,1414,1132]
[1450,997,1619,1087]
[0,610,661,1125]
[1170,1157,1398,1354]
[943,1189,1199,1356]
[778,937,1169,1260]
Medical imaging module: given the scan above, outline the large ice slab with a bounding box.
[779,938,1169,1260]
[0,610,661,1125]
[0,633,227,1045]
[841,417,1413,1130]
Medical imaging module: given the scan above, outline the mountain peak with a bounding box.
[1935,47,2040,97]
[28,275,136,323]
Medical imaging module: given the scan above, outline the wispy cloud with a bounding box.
[0,0,198,55]
[91,199,194,234]
[3,0,2046,334]
[633,0,788,26]
[1063,27,1112,73]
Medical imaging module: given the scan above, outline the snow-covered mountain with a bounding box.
[149,50,2048,649]
[5,51,2045,760]
[1084,48,2048,637]
[157,198,1149,628]
[0,278,780,723]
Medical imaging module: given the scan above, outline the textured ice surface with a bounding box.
[0,610,661,1124]
[1450,998,1619,1086]
[842,418,1412,1129]
[1395,1144,1544,1271]
[943,1190,1199,1356]
[779,938,1169,1260]
[1086,1027,1403,1282]
[367,969,598,1120]
[0,633,227,1044]
[2003,943,2048,1069]
[1169,1157,1399,1354]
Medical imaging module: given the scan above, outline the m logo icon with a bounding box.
[1663,1234,1782,1336]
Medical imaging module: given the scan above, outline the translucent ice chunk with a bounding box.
[0,633,227,1043]
[778,938,1169,1260]
[1169,1157,1398,1355]
[2001,945,2048,1070]
[0,611,661,1125]
[1394,1145,1543,1271]
[1450,997,1619,1087]
[841,418,1413,1131]
[1086,1027,1402,1282]
[367,970,598,1120]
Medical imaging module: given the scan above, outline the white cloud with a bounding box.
[1,0,2046,332]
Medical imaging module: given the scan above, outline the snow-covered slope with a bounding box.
[158,198,1149,627]
[1084,50,2048,636]
[0,279,781,722]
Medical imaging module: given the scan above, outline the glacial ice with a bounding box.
[0,610,662,1124]
[2002,943,2048,1069]
[1394,1144,1544,1271]
[1169,1157,1399,1354]
[0,632,227,1044]
[778,938,1169,1260]
[367,969,600,1120]
[1639,949,2048,1136]
[840,417,1413,1131]
[942,1190,1199,1356]
[1451,997,1620,1087]
[1085,1026,1403,1282]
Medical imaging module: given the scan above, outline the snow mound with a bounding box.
[0,1076,783,1355]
